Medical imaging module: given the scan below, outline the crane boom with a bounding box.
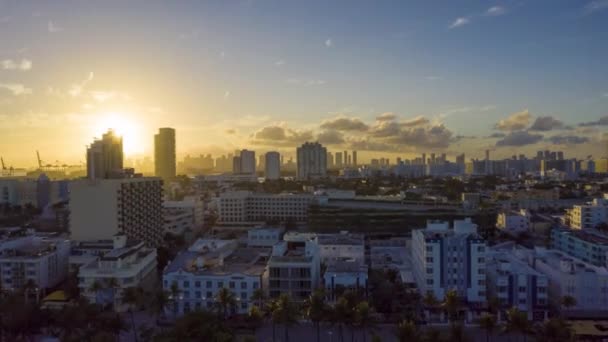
[1,157,5,170]
[36,150,42,168]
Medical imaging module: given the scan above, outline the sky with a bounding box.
[0,0,607,167]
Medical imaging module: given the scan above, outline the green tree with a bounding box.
[560,295,576,317]
[395,320,420,342]
[534,317,574,342]
[273,294,299,342]
[442,289,460,324]
[121,286,144,342]
[354,301,375,342]
[503,307,532,342]
[305,289,328,342]
[216,287,236,318]
[153,310,233,341]
[251,288,266,308]
[476,313,498,342]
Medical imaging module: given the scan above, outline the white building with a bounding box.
[69,177,164,246]
[69,239,117,274]
[323,258,368,301]
[78,235,157,312]
[218,191,315,225]
[486,248,548,321]
[530,248,608,315]
[565,196,608,230]
[264,152,281,180]
[412,218,487,303]
[164,196,205,227]
[0,231,70,293]
[317,232,365,263]
[497,209,531,235]
[162,239,268,315]
[296,142,327,180]
[268,234,321,301]
[247,227,283,247]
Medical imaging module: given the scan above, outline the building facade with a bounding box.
[154,127,176,180]
[87,129,123,180]
[70,177,164,246]
[551,228,608,267]
[268,236,320,301]
[296,142,327,180]
[264,151,281,180]
[217,191,314,225]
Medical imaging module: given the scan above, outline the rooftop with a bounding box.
[554,228,608,245]
[317,232,364,246]
[165,247,269,276]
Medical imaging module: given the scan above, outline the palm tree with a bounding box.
[477,313,497,342]
[104,277,120,310]
[354,301,374,342]
[448,322,467,342]
[216,287,236,318]
[395,320,420,342]
[88,280,103,304]
[122,287,143,342]
[22,279,38,303]
[534,317,574,342]
[169,281,181,317]
[560,295,576,317]
[442,289,460,324]
[251,288,266,308]
[503,307,532,342]
[266,299,280,342]
[273,294,299,342]
[422,291,438,322]
[148,288,170,322]
[305,289,327,342]
[331,296,351,342]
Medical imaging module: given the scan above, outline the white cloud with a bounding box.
[485,6,506,16]
[275,60,285,66]
[224,91,230,100]
[0,83,33,95]
[1,59,32,71]
[449,17,470,29]
[584,0,608,14]
[48,21,63,33]
[325,38,333,47]
[68,72,94,97]
[425,76,443,81]
[603,92,608,97]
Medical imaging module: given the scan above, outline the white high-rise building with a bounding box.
[412,218,487,303]
[239,150,256,175]
[296,142,327,180]
[70,177,164,246]
[265,151,281,180]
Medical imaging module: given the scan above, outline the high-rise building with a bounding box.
[296,142,327,180]
[69,176,164,246]
[343,151,348,166]
[240,150,256,175]
[335,152,343,167]
[456,153,465,165]
[422,153,426,165]
[327,152,334,168]
[557,151,564,160]
[352,151,357,166]
[265,151,281,180]
[232,156,242,174]
[86,129,123,179]
[154,127,176,180]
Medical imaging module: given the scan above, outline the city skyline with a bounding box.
[1,1,607,167]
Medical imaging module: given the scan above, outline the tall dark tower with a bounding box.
[154,127,176,179]
[86,129,124,179]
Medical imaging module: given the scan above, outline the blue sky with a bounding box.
[0,0,607,165]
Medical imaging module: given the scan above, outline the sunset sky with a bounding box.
[0,0,607,167]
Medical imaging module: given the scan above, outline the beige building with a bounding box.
[70,177,164,246]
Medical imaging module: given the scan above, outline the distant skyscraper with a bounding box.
[352,151,357,166]
[265,151,280,180]
[485,150,490,161]
[154,127,176,179]
[327,152,334,168]
[557,151,564,160]
[343,151,348,165]
[456,153,465,165]
[422,153,426,165]
[87,129,123,180]
[335,152,343,167]
[233,149,256,175]
[296,142,327,180]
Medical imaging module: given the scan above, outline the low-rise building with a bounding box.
[247,227,283,247]
[218,191,315,225]
[497,209,531,235]
[323,258,368,301]
[486,249,548,321]
[317,231,365,263]
[268,234,320,301]
[565,196,608,230]
[78,235,157,312]
[163,238,268,315]
[551,228,608,267]
[0,231,70,294]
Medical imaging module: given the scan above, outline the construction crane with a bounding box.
[1,157,5,170]
[36,150,42,169]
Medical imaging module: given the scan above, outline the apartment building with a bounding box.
[218,191,315,225]
[70,176,164,246]
[163,239,268,315]
[247,227,283,247]
[486,249,548,321]
[78,235,157,312]
[551,228,608,267]
[0,231,70,293]
[497,209,531,235]
[317,232,365,263]
[565,196,608,230]
[267,234,321,301]
[412,218,487,303]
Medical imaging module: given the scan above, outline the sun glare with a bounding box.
[94,111,144,156]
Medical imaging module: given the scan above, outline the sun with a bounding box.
[94,111,144,156]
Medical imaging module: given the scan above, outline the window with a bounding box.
[195,281,201,288]
[183,281,190,288]
[206,291,212,299]
[195,291,201,298]
[183,291,190,298]
[253,282,259,289]
[217,281,224,288]
[241,302,248,309]
[241,292,247,300]
[426,246,433,252]
[229,281,235,289]
[426,279,434,285]
[478,258,485,263]
[519,286,526,292]
[206,281,212,288]
[537,287,546,293]
[426,257,433,263]
[477,246,485,252]
[241,282,247,289]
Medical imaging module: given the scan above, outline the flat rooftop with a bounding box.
[165,247,269,276]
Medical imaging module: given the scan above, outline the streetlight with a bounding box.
[328,330,333,342]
